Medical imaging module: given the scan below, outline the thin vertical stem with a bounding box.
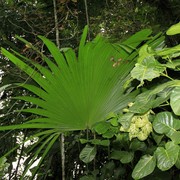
[60,134,65,180]
[53,0,60,48]
[53,1,65,179]
[86,129,89,174]
[84,0,90,40]
[93,133,96,171]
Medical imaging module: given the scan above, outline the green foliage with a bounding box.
[155,141,179,171]
[79,145,97,163]
[170,87,180,115]
[0,1,180,179]
[0,157,10,178]
[2,26,152,132]
[166,22,180,35]
[132,155,156,179]
[153,112,180,143]
[110,150,134,164]
[1,22,180,179]
[0,26,156,179]
[77,23,180,179]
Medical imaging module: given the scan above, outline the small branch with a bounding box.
[60,134,65,180]
[84,0,90,40]
[53,0,60,48]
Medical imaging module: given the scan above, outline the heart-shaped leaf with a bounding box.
[155,141,179,171]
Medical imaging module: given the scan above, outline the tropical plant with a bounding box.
[0,26,157,178]
[78,23,180,180]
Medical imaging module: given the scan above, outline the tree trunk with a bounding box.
[53,1,65,179]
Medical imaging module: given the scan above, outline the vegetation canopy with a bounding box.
[0,23,180,179]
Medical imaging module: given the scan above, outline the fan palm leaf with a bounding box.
[1,27,157,132]
[0,27,165,179]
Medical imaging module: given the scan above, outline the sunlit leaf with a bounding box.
[155,141,179,171]
[132,155,156,179]
[131,56,165,87]
[153,112,180,143]
[166,22,180,35]
[170,87,180,116]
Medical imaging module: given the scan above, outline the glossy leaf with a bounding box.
[79,145,97,163]
[132,155,156,179]
[153,112,180,143]
[155,141,179,171]
[170,87,180,115]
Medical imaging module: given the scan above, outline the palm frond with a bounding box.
[1,27,158,131]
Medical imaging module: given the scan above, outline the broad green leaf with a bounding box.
[132,155,156,179]
[130,81,180,113]
[90,139,110,146]
[155,141,179,171]
[151,132,164,145]
[170,87,180,115]
[175,150,180,169]
[131,56,165,87]
[166,22,180,35]
[153,112,180,143]
[110,118,119,127]
[129,139,147,151]
[90,139,101,145]
[168,131,180,144]
[102,127,118,139]
[137,44,154,63]
[79,145,97,163]
[80,139,89,144]
[122,29,152,48]
[93,122,110,135]
[100,140,110,146]
[118,112,134,129]
[110,150,134,163]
